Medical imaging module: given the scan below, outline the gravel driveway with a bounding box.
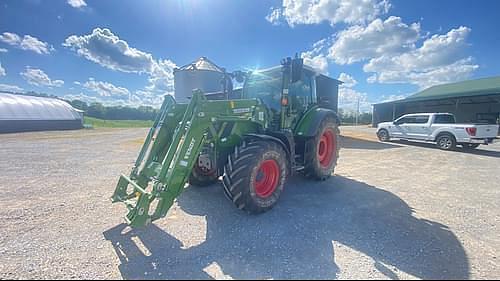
[0,127,499,279]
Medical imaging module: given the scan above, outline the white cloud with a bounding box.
[21,67,64,87]
[83,78,130,97]
[0,61,5,76]
[301,38,331,74]
[146,59,176,93]
[63,28,156,74]
[66,79,139,106]
[377,93,409,103]
[0,83,24,93]
[363,26,478,88]
[64,92,132,107]
[0,48,7,53]
[63,28,177,100]
[67,0,87,8]
[337,73,369,112]
[338,87,371,112]
[0,32,20,45]
[302,52,329,74]
[266,7,282,25]
[300,15,477,89]
[338,72,357,88]
[64,89,166,107]
[267,0,390,27]
[328,16,420,64]
[0,32,53,54]
[134,90,168,106]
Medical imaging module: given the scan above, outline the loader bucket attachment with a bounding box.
[112,174,152,227]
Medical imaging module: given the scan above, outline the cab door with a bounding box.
[392,116,412,138]
[289,72,314,128]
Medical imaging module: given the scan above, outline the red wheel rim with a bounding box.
[254,160,280,198]
[317,128,336,168]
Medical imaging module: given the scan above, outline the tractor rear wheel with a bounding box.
[303,117,340,180]
[223,140,288,214]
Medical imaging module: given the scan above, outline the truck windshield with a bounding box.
[243,68,282,113]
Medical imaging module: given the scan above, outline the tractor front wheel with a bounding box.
[223,140,288,214]
[303,117,340,180]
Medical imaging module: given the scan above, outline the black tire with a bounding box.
[462,143,480,149]
[303,117,340,180]
[436,133,456,150]
[188,155,219,187]
[377,129,390,142]
[222,140,288,214]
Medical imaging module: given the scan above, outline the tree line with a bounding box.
[8,91,373,123]
[338,108,373,125]
[69,100,159,121]
[5,91,159,121]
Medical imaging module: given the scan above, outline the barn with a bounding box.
[372,76,500,127]
[0,92,84,133]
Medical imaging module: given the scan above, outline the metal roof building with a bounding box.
[0,92,83,133]
[372,76,500,127]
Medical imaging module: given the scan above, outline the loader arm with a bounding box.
[112,90,267,227]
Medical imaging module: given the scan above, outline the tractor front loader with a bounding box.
[112,56,341,228]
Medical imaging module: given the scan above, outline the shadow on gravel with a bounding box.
[392,140,500,158]
[104,176,469,280]
[340,136,402,150]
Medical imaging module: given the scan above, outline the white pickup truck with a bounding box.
[377,113,499,150]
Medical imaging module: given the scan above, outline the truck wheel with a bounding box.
[188,155,219,187]
[436,133,456,150]
[462,143,480,149]
[377,129,390,142]
[222,140,288,214]
[303,117,340,180]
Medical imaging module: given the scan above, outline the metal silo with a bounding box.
[174,57,226,102]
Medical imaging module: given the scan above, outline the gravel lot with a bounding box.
[0,127,499,279]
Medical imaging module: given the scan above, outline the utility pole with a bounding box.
[355,97,360,126]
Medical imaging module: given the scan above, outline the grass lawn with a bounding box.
[84,116,153,128]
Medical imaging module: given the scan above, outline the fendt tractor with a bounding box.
[112,56,341,227]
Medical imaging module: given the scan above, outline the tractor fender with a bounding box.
[294,107,340,137]
[242,133,292,172]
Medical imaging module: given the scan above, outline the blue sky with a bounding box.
[0,0,499,111]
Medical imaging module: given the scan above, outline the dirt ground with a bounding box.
[0,127,499,279]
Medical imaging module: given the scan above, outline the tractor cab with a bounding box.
[242,59,340,130]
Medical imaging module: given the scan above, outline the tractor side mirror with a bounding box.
[291,57,303,83]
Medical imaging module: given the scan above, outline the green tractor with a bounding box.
[112,56,341,227]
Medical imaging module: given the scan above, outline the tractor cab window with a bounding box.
[243,68,282,114]
[289,72,313,114]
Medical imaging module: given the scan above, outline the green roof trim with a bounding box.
[375,76,500,105]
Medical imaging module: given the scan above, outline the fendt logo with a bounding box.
[184,138,196,160]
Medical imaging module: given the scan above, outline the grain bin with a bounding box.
[174,57,227,102]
